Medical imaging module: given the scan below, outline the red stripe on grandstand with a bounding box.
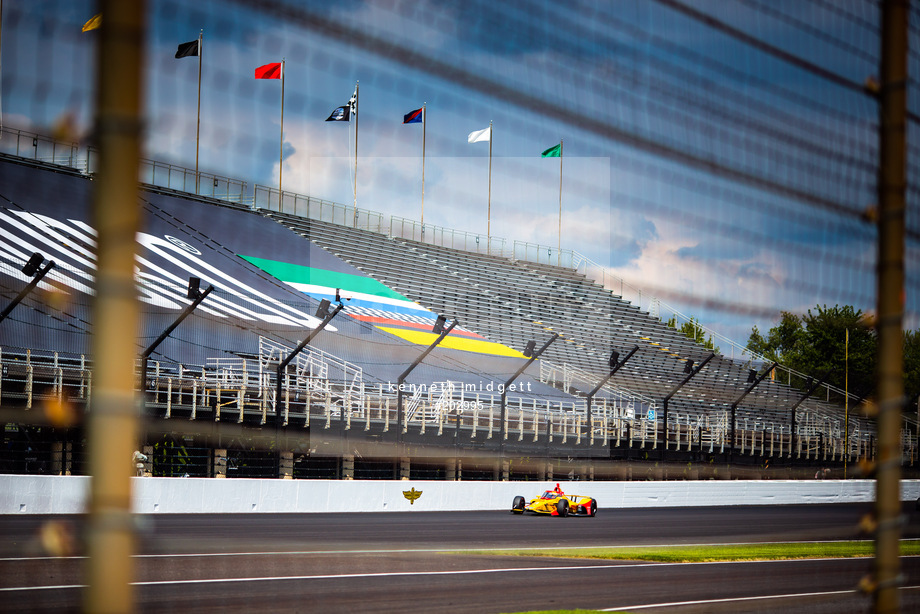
[348,314,485,338]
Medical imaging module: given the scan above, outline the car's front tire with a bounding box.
[556,499,569,517]
[511,495,525,514]
[588,499,597,517]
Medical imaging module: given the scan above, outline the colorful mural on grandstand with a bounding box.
[0,158,531,376]
[238,255,526,358]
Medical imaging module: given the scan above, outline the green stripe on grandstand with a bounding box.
[239,254,409,301]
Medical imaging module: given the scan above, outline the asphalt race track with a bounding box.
[2,503,920,613]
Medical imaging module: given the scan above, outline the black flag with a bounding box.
[325,105,350,122]
[175,40,199,59]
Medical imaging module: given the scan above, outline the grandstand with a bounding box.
[0,138,902,481]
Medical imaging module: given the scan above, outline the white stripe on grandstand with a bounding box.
[285,282,429,311]
[343,305,437,323]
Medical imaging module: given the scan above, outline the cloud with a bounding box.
[0,114,36,132]
[598,210,880,347]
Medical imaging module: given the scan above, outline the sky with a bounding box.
[1,0,918,351]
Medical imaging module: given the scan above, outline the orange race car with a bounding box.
[510,484,597,517]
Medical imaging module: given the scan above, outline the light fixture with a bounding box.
[315,299,333,319]
[684,359,695,374]
[608,350,620,369]
[432,314,447,334]
[187,277,201,300]
[747,369,757,383]
[523,340,536,358]
[21,253,44,277]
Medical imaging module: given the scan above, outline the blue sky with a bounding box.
[2,0,917,348]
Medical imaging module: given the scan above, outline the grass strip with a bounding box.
[459,540,920,563]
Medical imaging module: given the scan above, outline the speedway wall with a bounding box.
[3,475,919,514]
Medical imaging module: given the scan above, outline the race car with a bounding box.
[510,484,597,517]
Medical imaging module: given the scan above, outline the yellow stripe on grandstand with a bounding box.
[376,327,527,358]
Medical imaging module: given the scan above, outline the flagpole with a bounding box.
[557,138,563,267]
[0,0,4,139]
[487,120,493,254]
[421,103,426,231]
[195,30,202,194]
[353,81,359,227]
[278,59,285,211]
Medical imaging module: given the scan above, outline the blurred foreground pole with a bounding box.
[84,1,145,612]
[875,1,907,612]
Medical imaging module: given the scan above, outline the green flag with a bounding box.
[541,143,562,157]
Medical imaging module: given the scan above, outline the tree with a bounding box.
[666,315,719,353]
[746,305,876,395]
[904,330,920,403]
[799,305,875,396]
[746,311,805,366]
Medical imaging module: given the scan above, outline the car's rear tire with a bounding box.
[588,499,597,517]
[511,495,525,514]
[556,499,569,517]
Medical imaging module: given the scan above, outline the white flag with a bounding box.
[467,126,491,143]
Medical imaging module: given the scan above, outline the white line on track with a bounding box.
[601,585,920,611]
[0,556,906,592]
[1,584,88,592]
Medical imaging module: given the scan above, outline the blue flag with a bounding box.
[403,108,423,124]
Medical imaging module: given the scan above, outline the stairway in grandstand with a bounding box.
[260,209,865,441]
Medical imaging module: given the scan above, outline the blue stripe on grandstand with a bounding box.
[305,290,436,317]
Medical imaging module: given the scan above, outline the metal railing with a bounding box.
[251,184,387,232]
[0,344,893,463]
[0,126,248,203]
[539,360,658,415]
[390,216,508,255]
[0,128,83,169]
[0,347,92,413]
[141,159,248,203]
[512,240,577,268]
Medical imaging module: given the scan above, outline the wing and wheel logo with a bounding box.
[402,488,422,505]
[164,235,202,255]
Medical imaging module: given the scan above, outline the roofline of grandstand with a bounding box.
[0,125,859,408]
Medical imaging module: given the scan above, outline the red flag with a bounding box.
[255,63,282,79]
